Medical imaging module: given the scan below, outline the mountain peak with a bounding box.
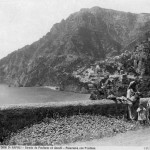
[1,7,150,87]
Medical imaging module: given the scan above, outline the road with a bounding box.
[67,127,150,146]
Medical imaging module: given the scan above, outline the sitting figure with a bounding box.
[137,103,147,125]
[146,100,150,124]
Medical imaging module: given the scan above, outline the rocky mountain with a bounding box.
[1,7,150,89]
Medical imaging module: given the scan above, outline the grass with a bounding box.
[0,98,149,145]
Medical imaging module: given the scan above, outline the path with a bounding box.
[67,127,150,146]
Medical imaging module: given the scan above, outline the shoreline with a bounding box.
[42,86,60,91]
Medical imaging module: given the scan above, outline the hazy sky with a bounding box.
[0,0,150,59]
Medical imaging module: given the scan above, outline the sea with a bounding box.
[0,84,90,106]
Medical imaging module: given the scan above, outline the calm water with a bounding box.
[0,84,89,106]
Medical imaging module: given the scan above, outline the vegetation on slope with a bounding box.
[4,114,138,146]
[1,7,150,87]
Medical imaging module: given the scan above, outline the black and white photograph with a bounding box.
[0,0,150,148]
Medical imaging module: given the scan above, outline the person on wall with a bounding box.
[126,80,140,120]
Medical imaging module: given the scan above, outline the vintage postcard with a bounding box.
[0,0,150,149]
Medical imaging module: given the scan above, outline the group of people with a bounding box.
[126,79,150,124]
[89,74,150,124]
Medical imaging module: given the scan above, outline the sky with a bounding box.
[0,0,150,59]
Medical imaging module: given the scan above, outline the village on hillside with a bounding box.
[70,33,150,102]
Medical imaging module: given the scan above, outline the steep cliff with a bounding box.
[1,7,150,87]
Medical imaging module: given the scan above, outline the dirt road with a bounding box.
[68,127,150,146]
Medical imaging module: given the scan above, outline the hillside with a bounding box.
[1,7,150,88]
